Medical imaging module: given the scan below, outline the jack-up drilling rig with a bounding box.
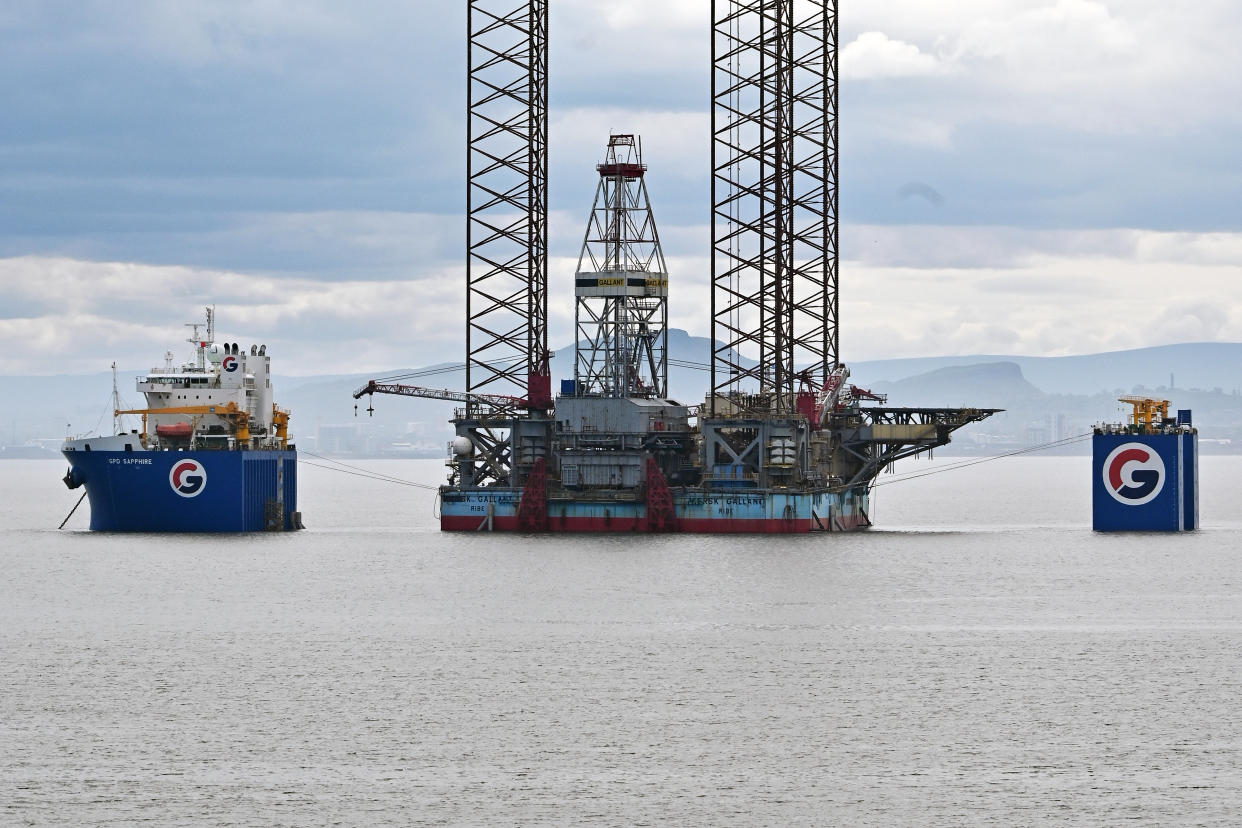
[354,0,998,532]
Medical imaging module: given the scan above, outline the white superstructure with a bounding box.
[69,307,289,452]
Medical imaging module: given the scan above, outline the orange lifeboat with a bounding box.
[155,422,193,440]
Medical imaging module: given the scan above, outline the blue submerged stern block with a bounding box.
[1093,432,1197,531]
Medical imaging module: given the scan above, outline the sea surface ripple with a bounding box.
[3,456,1241,826]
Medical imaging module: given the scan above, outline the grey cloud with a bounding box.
[897,181,945,206]
[3,0,1242,287]
[975,274,1109,297]
[842,225,1135,270]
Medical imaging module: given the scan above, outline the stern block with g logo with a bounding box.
[1092,433,1197,531]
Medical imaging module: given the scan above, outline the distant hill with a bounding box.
[850,342,1242,397]
[865,359,1242,452]
[868,362,1045,409]
[3,332,1240,453]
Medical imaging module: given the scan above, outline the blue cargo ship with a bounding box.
[61,308,300,532]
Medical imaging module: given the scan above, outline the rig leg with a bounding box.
[516,457,548,531]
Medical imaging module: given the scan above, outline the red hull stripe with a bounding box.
[441,513,870,534]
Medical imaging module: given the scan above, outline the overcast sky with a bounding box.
[2,0,1241,375]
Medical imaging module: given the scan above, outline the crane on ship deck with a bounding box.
[1118,395,1171,433]
[113,402,290,448]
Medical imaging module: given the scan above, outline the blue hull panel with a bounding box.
[1092,432,1197,532]
[440,486,871,533]
[63,449,298,532]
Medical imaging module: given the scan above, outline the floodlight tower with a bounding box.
[572,134,670,399]
[710,0,839,411]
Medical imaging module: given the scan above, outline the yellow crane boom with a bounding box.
[115,402,250,445]
[114,402,290,448]
[1117,395,1170,433]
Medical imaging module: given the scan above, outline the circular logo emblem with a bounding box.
[1102,442,1165,506]
[222,355,239,373]
[169,459,207,498]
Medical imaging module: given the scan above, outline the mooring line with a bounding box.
[296,434,1096,499]
[58,492,88,529]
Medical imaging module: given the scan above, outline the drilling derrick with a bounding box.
[370,0,1001,533]
[573,135,669,400]
[554,134,694,504]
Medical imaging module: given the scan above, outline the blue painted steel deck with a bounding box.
[63,449,298,532]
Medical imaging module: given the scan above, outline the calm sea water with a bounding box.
[2,455,1241,826]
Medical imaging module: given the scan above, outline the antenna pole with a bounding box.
[111,361,120,435]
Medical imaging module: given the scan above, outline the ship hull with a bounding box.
[1092,431,1197,532]
[62,449,298,532]
[440,486,871,533]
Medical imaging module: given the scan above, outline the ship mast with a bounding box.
[184,305,215,372]
[111,361,120,435]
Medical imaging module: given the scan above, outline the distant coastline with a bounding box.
[5,334,1240,456]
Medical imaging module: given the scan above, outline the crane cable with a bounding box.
[371,355,526,385]
[868,431,1095,489]
[297,451,441,491]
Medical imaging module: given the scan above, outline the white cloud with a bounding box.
[1149,301,1230,345]
[839,1,1242,153]
[3,0,1242,384]
[0,257,465,376]
[558,0,703,75]
[840,226,1242,359]
[843,32,945,80]
[948,0,1137,64]
[551,108,707,184]
[5,225,1241,377]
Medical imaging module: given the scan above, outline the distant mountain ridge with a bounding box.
[852,342,1242,397]
[3,332,1240,450]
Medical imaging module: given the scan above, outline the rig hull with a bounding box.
[63,449,298,532]
[440,485,871,533]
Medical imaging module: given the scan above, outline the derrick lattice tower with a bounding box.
[573,134,669,399]
[710,0,839,411]
[466,0,549,414]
